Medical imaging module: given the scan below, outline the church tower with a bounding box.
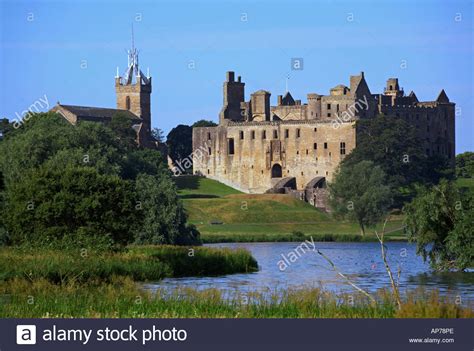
[115,29,152,135]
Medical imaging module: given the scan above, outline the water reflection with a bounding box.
[143,242,473,303]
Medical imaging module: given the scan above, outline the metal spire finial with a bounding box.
[131,23,135,52]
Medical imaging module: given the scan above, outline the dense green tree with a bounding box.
[108,113,137,149]
[329,160,393,235]
[166,124,193,167]
[134,174,200,245]
[342,115,452,206]
[404,180,474,271]
[0,112,199,248]
[192,119,217,127]
[0,118,14,139]
[2,165,140,247]
[456,152,474,178]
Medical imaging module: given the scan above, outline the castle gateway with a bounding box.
[192,71,455,208]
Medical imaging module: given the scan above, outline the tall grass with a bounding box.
[0,277,471,318]
[0,245,258,284]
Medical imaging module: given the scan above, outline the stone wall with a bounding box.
[193,120,356,193]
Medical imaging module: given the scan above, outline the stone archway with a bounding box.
[271,163,282,178]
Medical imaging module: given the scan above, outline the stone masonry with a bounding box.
[192,71,455,209]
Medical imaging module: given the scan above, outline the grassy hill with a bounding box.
[175,176,405,242]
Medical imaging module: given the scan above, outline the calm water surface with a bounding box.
[144,242,473,301]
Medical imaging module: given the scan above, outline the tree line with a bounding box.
[0,113,200,250]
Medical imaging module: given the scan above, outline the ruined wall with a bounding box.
[378,102,455,163]
[193,121,356,193]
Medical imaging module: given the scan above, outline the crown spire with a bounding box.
[118,24,150,86]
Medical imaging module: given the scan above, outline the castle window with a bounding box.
[324,142,328,149]
[336,104,339,112]
[311,111,314,116]
[296,129,301,138]
[273,130,278,139]
[314,128,317,132]
[125,96,131,110]
[306,149,308,155]
[327,104,331,110]
[207,132,211,140]
[327,113,331,117]
[389,85,393,90]
[340,142,346,155]
[313,143,317,150]
[301,171,304,176]
[251,130,255,139]
[207,169,210,174]
[228,138,235,155]
[262,130,267,139]
[208,147,212,155]
[240,131,244,140]
[285,129,289,138]
[326,171,329,176]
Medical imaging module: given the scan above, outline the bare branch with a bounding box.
[375,216,402,309]
[315,249,376,305]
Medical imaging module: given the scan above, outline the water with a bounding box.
[143,242,474,302]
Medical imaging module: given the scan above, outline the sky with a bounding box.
[0,0,472,153]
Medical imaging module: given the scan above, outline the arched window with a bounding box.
[125,96,131,110]
[271,164,282,178]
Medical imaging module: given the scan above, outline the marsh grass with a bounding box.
[0,277,471,318]
[0,245,258,284]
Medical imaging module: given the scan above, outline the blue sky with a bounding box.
[1,0,472,153]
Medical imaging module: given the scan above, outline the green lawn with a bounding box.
[175,175,242,198]
[456,177,474,192]
[174,176,406,241]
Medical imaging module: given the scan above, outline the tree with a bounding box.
[404,179,474,271]
[166,124,192,168]
[134,174,200,245]
[151,127,165,143]
[109,113,137,149]
[0,112,200,248]
[342,115,452,206]
[456,152,474,178]
[329,160,393,235]
[192,119,217,128]
[0,118,14,139]
[2,165,140,247]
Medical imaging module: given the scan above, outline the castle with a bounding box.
[192,71,455,208]
[51,40,157,149]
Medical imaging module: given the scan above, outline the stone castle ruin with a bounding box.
[192,71,455,209]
